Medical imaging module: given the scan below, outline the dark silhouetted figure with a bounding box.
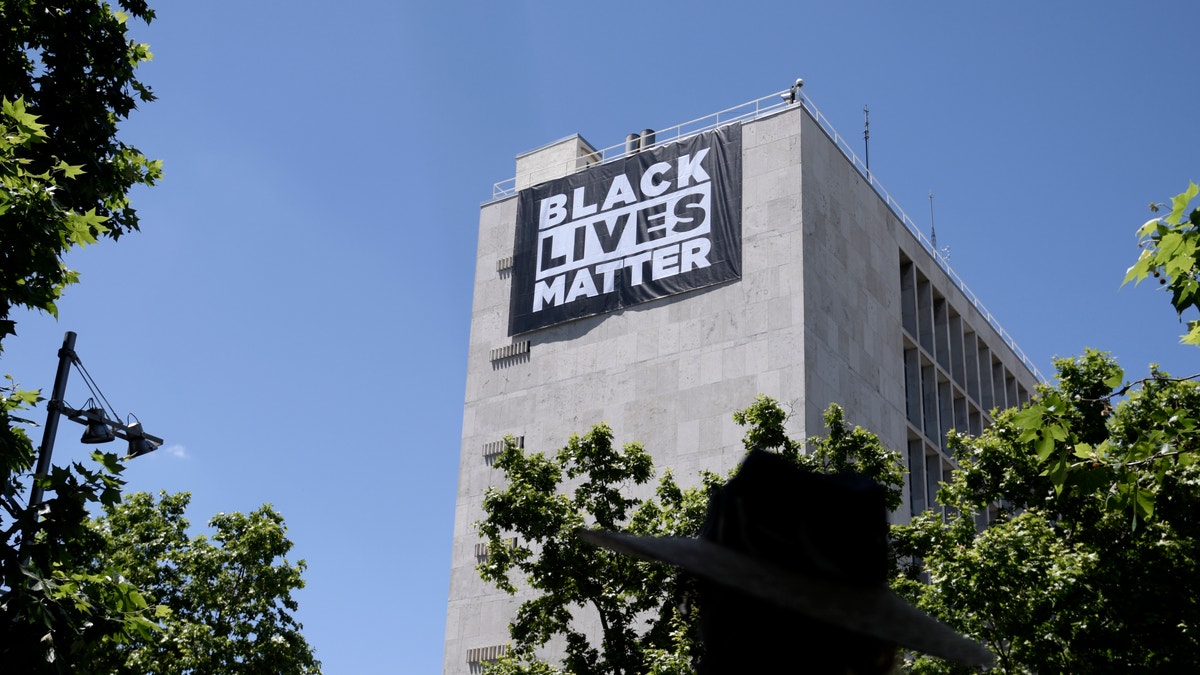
[582,449,992,674]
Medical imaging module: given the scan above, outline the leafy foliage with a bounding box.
[81,492,321,674]
[477,424,714,675]
[890,184,1200,673]
[2,7,314,670]
[1,380,161,672]
[0,0,162,343]
[476,398,904,674]
[1005,357,1199,528]
[736,396,904,511]
[1125,182,1200,345]
[0,2,165,669]
[893,351,1200,673]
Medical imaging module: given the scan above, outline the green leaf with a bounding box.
[64,208,110,246]
[54,160,85,179]
[1167,182,1199,225]
[1182,321,1200,346]
[1013,404,1045,442]
[1103,368,1125,389]
[92,450,122,474]
[1049,458,1069,494]
[1159,232,1185,258]
[1035,432,1056,463]
[1135,487,1155,520]
[1137,216,1161,238]
[1048,423,1068,441]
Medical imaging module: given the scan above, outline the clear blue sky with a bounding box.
[4,2,1198,672]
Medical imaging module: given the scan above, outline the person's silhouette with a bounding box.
[581,449,992,673]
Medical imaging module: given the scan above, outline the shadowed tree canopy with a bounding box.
[1,3,163,669]
[0,0,162,342]
[0,6,326,673]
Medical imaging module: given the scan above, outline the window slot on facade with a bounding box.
[948,312,965,387]
[925,447,942,518]
[953,392,969,437]
[490,340,531,363]
[907,438,926,515]
[921,360,938,442]
[904,346,922,429]
[968,406,983,437]
[474,538,517,562]
[937,375,954,448]
[992,358,1007,411]
[900,261,918,338]
[1006,370,1018,411]
[467,645,509,667]
[916,276,934,355]
[483,436,524,466]
[933,295,951,373]
[941,459,957,519]
[964,328,981,406]
[978,341,995,411]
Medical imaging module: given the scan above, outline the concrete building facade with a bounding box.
[443,89,1040,674]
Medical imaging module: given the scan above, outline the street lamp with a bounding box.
[27,331,164,510]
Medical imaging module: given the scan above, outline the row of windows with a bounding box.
[900,259,1030,414]
[900,257,1031,518]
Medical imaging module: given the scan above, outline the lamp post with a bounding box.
[27,331,163,510]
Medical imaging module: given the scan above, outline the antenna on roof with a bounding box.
[928,191,951,262]
[928,191,937,251]
[863,105,870,173]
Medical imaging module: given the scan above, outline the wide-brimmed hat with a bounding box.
[579,449,992,667]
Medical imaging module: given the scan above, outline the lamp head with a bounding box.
[80,407,116,444]
[124,421,161,459]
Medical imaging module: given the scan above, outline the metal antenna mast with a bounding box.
[863,105,870,172]
[928,191,937,252]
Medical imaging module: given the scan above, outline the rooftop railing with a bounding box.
[491,93,791,201]
[489,85,1044,381]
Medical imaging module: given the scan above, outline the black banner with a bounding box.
[508,125,742,335]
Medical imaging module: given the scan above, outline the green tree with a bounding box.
[0,2,163,669]
[893,351,1200,673]
[734,396,904,511]
[82,492,321,674]
[884,183,1200,673]
[0,405,161,672]
[477,423,713,675]
[0,0,162,341]
[1126,182,1200,345]
[476,398,904,674]
[972,183,1200,528]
